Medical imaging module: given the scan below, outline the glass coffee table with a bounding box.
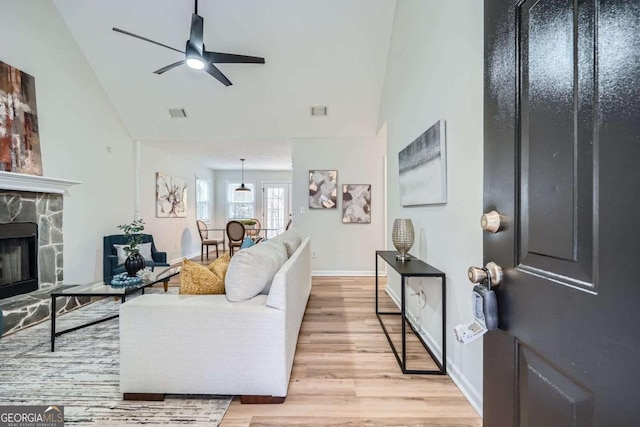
[50,266,181,352]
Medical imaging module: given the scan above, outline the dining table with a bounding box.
[206,226,285,246]
[250,227,284,239]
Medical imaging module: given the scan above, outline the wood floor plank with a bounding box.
[224,395,478,418]
[218,274,480,426]
[244,417,480,427]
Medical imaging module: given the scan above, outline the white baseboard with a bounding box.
[169,251,200,266]
[312,270,385,277]
[385,287,482,416]
[445,349,483,416]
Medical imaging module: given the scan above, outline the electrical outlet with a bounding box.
[300,207,305,214]
[312,250,317,258]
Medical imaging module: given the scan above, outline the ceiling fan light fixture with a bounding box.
[185,42,205,69]
[112,0,264,86]
[186,57,205,70]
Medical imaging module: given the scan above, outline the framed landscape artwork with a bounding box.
[309,170,337,209]
[0,61,42,175]
[342,184,371,223]
[398,119,447,206]
[156,172,187,217]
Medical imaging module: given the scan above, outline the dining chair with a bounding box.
[226,220,246,257]
[197,220,224,260]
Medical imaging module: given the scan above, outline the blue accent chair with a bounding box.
[103,234,169,283]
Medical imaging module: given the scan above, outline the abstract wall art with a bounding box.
[0,61,42,175]
[342,184,371,223]
[309,170,337,209]
[156,172,187,217]
[398,119,447,206]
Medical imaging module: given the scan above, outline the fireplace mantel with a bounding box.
[0,171,81,194]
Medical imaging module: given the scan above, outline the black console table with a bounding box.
[375,250,446,375]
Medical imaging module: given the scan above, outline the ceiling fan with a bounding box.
[112,0,265,86]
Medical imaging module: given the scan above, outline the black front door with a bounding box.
[484,1,640,425]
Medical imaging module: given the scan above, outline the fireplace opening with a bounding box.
[0,222,38,300]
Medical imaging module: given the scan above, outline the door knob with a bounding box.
[468,266,488,283]
[468,262,503,286]
[480,210,502,233]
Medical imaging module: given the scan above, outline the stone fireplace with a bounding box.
[0,191,63,294]
[0,171,81,335]
[0,221,39,299]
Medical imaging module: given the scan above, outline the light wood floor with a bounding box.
[168,255,481,426]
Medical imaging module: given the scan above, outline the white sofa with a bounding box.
[119,234,311,402]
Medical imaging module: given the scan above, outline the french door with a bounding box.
[262,182,292,239]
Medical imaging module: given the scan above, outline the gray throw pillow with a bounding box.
[269,228,302,258]
[225,240,288,302]
[138,242,154,262]
[113,244,128,265]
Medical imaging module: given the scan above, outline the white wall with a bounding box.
[139,143,215,264]
[0,1,216,281]
[212,170,292,227]
[292,137,386,275]
[0,0,136,283]
[378,0,484,413]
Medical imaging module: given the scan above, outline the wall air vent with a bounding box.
[310,106,328,117]
[168,108,188,118]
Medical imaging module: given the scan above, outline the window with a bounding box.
[227,181,255,219]
[195,177,211,221]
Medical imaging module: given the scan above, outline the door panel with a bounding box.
[522,0,579,261]
[484,1,640,426]
[518,0,596,289]
[517,342,594,427]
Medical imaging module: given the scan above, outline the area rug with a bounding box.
[0,288,232,426]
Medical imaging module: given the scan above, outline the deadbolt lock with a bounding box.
[480,210,502,233]
[468,262,503,286]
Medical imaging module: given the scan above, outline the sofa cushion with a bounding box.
[208,253,231,282]
[225,239,287,302]
[269,228,302,258]
[180,259,225,295]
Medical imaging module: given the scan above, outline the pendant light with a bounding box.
[236,158,251,192]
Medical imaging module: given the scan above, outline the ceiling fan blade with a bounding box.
[205,63,232,86]
[153,60,186,75]
[205,51,265,64]
[113,28,184,54]
[188,13,204,55]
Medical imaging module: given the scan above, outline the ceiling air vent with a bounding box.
[310,106,328,117]
[168,108,188,118]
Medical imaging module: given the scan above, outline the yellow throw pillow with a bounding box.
[180,258,225,295]
[208,253,231,282]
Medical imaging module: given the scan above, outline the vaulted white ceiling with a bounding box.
[53,0,396,170]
